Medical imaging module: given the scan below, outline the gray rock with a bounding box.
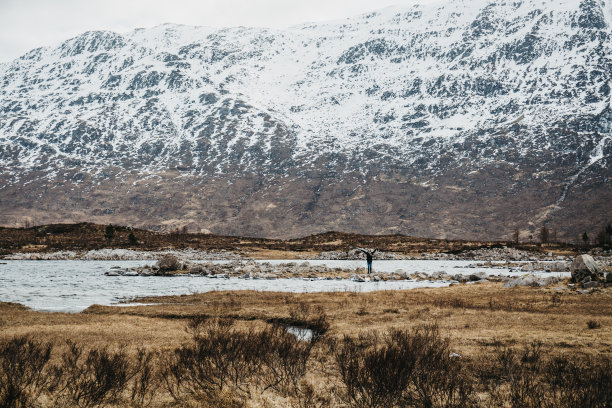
[607,273,612,284]
[453,274,469,283]
[582,281,599,289]
[189,264,204,274]
[469,272,488,281]
[503,274,559,288]
[570,254,604,282]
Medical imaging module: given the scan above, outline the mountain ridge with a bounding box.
[0,0,610,239]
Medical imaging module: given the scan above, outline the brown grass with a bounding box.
[0,222,584,257]
[3,283,610,359]
[1,283,611,406]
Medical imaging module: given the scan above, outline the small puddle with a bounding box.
[286,326,314,342]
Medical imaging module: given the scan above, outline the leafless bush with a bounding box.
[546,356,612,407]
[254,324,313,396]
[586,320,601,329]
[161,317,258,404]
[129,348,158,407]
[51,341,131,407]
[333,325,473,408]
[333,331,409,408]
[293,379,332,408]
[405,325,473,408]
[0,336,53,408]
[161,316,314,402]
[477,342,612,408]
[550,292,563,306]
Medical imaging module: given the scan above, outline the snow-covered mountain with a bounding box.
[0,0,610,239]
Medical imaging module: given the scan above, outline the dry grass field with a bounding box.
[1,282,611,407]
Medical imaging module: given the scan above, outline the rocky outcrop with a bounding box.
[570,254,604,283]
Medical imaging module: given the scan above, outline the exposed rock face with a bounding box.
[0,0,610,239]
[570,254,604,282]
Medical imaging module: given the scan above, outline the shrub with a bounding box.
[333,324,473,408]
[104,224,115,241]
[587,320,601,329]
[52,341,131,407]
[161,317,314,403]
[128,232,138,245]
[161,317,256,403]
[0,336,53,408]
[477,342,612,408]
[129,348,158,407]
[546,356,612,407]
[254,324,313,396]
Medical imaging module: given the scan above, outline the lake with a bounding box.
[0,260,568,312]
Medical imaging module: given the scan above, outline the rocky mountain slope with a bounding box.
[0,0,610,239]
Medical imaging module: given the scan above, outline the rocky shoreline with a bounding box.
[105,255,565,286]
[98,253,612,295]
[4,246,610,261]
[2,248,243,260]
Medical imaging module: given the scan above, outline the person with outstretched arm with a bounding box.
[357,248,377,274]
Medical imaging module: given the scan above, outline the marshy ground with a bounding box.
[1,282,611,407]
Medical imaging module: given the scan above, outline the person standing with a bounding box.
[357,248,377,274]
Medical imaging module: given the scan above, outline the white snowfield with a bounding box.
[0,0,610,179]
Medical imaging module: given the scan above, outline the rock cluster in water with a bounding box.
[101,254,612,295]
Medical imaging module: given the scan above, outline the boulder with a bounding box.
[582,281,600,289]
[156,254,181,271]
[503,274,559,288]
[453,274,469,283]
[607,273,612,284]
[570,255,604,282]
[468,272,488,281]
[189,264,204,274]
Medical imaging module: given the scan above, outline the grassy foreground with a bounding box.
[1,283,611,407]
